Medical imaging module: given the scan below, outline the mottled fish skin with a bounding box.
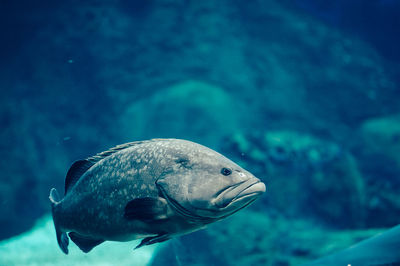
[50,139,266,253]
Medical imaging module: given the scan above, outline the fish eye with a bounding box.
[221,167,232,176]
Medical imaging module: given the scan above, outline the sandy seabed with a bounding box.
[0,215,158,266]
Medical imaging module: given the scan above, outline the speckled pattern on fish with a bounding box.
[49,138,266,254]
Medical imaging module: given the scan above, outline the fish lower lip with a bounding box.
[233,181,266,201]
[216,179,265,208]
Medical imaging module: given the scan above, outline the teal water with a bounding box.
[1,0,399,265]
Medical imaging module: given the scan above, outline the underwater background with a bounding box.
[1,0,400,265]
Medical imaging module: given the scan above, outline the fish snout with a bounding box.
[213,178,266,209]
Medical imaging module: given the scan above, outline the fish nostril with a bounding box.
[234,170,246,178]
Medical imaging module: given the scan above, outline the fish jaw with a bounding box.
[213,178,266,209]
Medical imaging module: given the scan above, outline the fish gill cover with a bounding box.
[0,0,399,265]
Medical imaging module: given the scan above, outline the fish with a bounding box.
[303,224,400,266]
[49,138,266,254]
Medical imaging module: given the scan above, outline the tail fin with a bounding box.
[49,188,69,254]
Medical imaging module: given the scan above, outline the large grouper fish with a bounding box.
[49,138,266,254]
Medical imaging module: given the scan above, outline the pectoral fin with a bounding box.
[134,234,171,249]
[124,197,168,222]
[68,232,104,253]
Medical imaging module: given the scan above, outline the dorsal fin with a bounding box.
[86,141,152,164]
[65,140,162,195]
[65,160,94,195]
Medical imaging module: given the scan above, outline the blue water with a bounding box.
[0,0,399,265]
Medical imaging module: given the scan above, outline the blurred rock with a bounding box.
[360,114,400,168]
[152,210,382,266]
[120,80,242,147]
[221,131,366,228]
[282,0,400,62]
[355,114,400,227]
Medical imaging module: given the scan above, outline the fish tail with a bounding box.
[49,188,69,254]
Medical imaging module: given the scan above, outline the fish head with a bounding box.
[156,148,266,222]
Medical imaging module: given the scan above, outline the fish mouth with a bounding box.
[215,178,266,209]
[231,181,266,203]
[156,178,265,223]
